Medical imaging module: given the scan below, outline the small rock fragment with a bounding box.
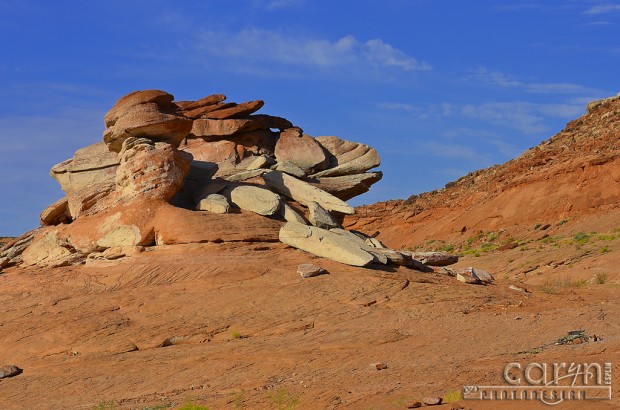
[405,401,422,408]
[297,263,326,278]
[0,365,22,379]
[422,396,443,406]
[370,363,388,370]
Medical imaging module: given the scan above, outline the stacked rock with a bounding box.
[0,90,420,271]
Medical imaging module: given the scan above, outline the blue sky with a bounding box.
[1,0,618,236]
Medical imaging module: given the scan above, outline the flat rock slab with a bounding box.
[263,171,354,215]
[310,172,383,201]
[154,204,282,245]
[279,222,373,267]
[204,100,264,120]
[410,251,459,266]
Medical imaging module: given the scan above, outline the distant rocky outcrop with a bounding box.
[1,90,429,272]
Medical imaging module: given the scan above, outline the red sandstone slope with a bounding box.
[347,95,620,251]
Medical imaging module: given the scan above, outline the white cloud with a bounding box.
[466,66,602,95]
[193,29,430,76]
[584,4,620,14]
[461,101,583,134]
[363,39,431,71]
[421,141,493,164]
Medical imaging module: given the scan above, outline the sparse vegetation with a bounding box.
[443,390,463,403]
[441,244,455,252]
[230,330,247,339]
[94,401,118,410]
[177,399,209,410]
[595,272,609,284]
[268,388,300,410]
[232,391,246,409]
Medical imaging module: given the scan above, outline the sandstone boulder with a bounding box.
[115,138,192,201]
[309,172,383,201]
[104,90,174,127]
[313,136,380,177]
[50,142,119,195]
[40,197,70,226]
[263,171,355,215]
[227,185,281,216]
[274,128,327,173]
[196,194,230,214]
[104,102,192,152]
[279,222,374,267]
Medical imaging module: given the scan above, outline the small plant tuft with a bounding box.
[595,272,608,285]
[443,390,463,403]
[177,399,209,410]
[268,388,300,410]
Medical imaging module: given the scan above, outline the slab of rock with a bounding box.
[375,249,414,267]
[309,172,383,200]
[308,202,341,230]
[180,138,238,164]
[204,100,264,119]
[0,365,22,379]
[50,141,119,195]
[223,169,267,182]
[196,194,229,214]
[40,197,70,226]
[279,202,307,224]
[179,94,226,111]
[228,185,281,216]
[456,267,494,285]
[298,263,326,278]
[263,171,355,215]
[279,222,374,267]
[275,161,307,178]
[191,118,266,138]
[22,230,83,268]
[154,204,282,245]
[239,155,274,170]
[422,397,443,406]
[274,128,327,173]
[104,89,174,127]
[328,228,388,264]
[312,136,380,177]
[409,251,459,266]
[104,102,192,152]
[182,102,235,119]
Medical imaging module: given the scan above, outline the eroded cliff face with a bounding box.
[347,93,620,251]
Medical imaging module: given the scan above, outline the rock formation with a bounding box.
[1,89,428,272]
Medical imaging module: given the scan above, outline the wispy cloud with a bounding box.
[265,0,305,10]
[193,28,431,77]
[461,101,583,134]
[583,4,620,15]
[466,66,603,95]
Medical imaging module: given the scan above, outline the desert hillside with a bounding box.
[347,94,620,256]
[0,91,618,410]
